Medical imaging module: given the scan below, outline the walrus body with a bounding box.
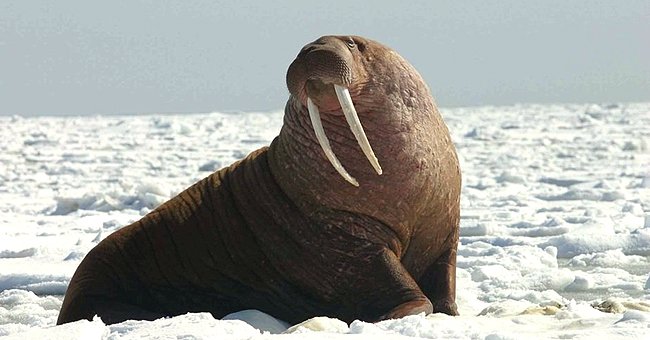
[57,35,461,325]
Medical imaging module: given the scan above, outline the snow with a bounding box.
[1,103,650,339]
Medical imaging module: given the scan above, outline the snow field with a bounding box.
[1,103,649,338]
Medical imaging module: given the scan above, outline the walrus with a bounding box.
[57,35,461,326]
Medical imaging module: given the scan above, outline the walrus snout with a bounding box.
[286,36,355,100]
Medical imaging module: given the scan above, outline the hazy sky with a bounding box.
[1,1,648,115]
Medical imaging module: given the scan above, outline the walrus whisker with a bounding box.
[334,84,383,175]
[307,97,360,187]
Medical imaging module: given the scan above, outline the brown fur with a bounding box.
[57,35,461,326]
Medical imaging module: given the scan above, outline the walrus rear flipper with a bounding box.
[57,296,167,325]
[93,300,168,324]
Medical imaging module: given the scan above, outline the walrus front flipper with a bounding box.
[418,246,459,316]
[355,249,433,321]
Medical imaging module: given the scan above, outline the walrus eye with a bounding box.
[346,38,356,49]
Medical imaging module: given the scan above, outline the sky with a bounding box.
[1,0,648,116]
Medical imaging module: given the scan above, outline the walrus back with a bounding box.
[58,147,278,323]
[58,145,342,324]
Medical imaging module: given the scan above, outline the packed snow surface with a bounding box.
[1,103,649,339]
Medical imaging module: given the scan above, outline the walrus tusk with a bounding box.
[307,97,360,187]
[334,84,383,175]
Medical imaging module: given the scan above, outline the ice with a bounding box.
[223,310,290,334]
[568,249,649,267]
[0,248,37,259]
[1,104,650,338]
[287,316,349,334]
[616,310,650,324]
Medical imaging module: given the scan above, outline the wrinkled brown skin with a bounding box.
[57,35,461,326]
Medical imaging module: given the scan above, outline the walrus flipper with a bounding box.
[366,249,433,321]
[411,218,460,316]
[56,238,169,325]
[88,300,167,325]
[417,246,459,316]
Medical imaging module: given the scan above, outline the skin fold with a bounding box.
[57,35,461,326]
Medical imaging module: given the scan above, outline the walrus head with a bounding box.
[286,36,381,187]
[273,35,457,234]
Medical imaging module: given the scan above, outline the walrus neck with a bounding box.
[268,94,454,236]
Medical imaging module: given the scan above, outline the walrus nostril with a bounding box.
[299,45,318,57]
[298,40,331,58]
